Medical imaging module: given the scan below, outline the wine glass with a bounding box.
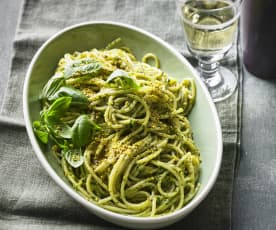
[176,0,242,102]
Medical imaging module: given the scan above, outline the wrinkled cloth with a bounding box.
[0,0,242,229]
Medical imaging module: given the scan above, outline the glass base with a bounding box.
[198,66,238,103]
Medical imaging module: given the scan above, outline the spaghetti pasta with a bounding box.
[34,40,201,217]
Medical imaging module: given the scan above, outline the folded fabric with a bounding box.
[0,0,242,229]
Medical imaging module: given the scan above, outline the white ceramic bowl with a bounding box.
[23,21,222,229]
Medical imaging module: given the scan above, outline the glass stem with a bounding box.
[198,61,222,88]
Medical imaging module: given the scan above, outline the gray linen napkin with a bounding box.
[0,0,242,229]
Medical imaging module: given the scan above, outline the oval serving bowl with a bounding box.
[23,21,222,229]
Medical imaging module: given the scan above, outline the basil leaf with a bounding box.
[107,69,139,90]
[40,73,65,100]
[64,58,101,79]
[49,86,89,108]
[63,148,84,168]
[71,115,100,147]
[33,120,49,144]
[46,97,72,122]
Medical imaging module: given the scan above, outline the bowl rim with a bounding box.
[23,20,222,224]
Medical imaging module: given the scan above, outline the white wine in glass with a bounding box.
[177,0,241,102]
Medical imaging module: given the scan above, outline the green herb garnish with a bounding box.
[107,69,139,90]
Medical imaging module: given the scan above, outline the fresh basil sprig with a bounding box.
[34,60,102,168]
[64,58,101,79]
[107,69,139,90]
[35,97,99,145]
[48,86,89,108]
[33,98,100,168]
[33,97,72,145]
